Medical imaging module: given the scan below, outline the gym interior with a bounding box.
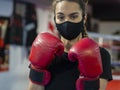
[0,0,120,90]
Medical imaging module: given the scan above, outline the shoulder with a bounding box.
[99,47,111,61]
[99,47,111,68]
[99,47,110,56]
[99,47,111,66]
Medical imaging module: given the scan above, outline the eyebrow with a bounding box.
[56,12,79,15]
[69,12,79,16]
[56,12,64,15]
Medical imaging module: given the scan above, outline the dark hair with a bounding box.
[53,0,85,15]
[52,0,88,37]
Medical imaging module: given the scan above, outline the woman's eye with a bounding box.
[57,16,65,21]
[70,15,78,20]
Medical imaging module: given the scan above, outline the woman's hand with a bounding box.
[100,78,108,90]
[28,81,45,90]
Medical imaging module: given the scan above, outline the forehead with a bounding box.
[55,1,81,14]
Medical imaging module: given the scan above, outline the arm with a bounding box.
[28,32,64,88]
[99,47,113,90]
[68,38,103,90]
[99,78,108,90]
[28,81,45,90]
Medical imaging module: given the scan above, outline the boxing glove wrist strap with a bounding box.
[84,78,99,90]
[29,65,51,85]
[76,77,100,90]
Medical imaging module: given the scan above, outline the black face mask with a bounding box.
[55,20,84,40]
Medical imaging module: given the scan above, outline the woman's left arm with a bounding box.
[99,47,113,90]
[100,78,108,90]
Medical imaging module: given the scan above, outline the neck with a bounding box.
[61,34,82,53]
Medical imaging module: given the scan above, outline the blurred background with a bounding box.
[0,0,120,90]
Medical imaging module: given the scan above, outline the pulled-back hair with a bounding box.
[53,0,86,15]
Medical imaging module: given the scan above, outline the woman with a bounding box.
[28,0,112,90]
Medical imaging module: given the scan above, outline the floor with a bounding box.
[0,60,29,90]
[106,80,120,90]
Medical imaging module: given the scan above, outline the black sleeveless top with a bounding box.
[45,47,113,90]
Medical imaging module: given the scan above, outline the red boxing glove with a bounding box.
[29,32,64,85]
[68,37,103,90]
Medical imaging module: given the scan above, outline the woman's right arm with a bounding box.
[28,81,45,90]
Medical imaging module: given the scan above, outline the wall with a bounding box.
[99,21,120,34]
[0,0,13,17]
[36,7,49,33]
